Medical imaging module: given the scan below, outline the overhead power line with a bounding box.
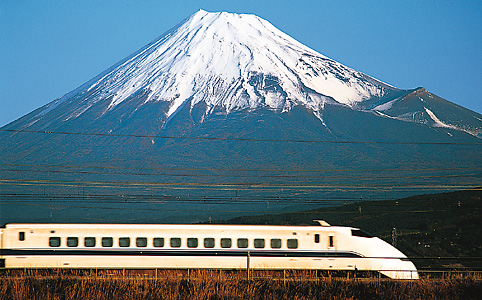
[2,200,463,214]
[1,167,480,181]
[2,192,481,207]
[3,163,480,174]
[1,178,480,191]
[2,128,482,145]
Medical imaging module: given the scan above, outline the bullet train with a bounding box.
[0,221,418,279]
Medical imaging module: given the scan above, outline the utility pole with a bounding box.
[392,228,397,246]
[247,251,251,280]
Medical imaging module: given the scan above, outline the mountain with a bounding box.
[1,10,481,224]
[12,10,398,128]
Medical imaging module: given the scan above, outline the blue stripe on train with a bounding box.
[1,249,363,258]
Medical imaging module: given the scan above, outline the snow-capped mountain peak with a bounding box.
[63,10,394,123]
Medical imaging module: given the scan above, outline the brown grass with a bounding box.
[1,270,481,300]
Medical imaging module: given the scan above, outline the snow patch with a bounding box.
[374,110,399,120]
[423,107,481,137]
[424,107,457,130]
[313,110,331,132]
[373,98,398,111]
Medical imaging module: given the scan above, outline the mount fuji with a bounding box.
[1,10,481,223]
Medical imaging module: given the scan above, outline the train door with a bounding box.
[326,232,337,270]
[0,229,4,268]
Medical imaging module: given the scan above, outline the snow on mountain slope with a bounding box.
[373,88,482,138]
[50,10,395,124]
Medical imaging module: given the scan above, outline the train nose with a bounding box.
[365,237,419,279]
[379,259,419,279]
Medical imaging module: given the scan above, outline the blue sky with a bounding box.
[1,0,481,127]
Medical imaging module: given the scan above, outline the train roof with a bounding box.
[2,221,353,231]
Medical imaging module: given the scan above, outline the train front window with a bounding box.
[351,229,374,238]
[153,238,164,247]
[270,239,281,249]
[170,238,181,248]
[19,232,25,241]
[67,237,78,247]
[287,239,298,249]
[254,238,265,248]
[102,237,113,247]
[136,237,147,247]
[119,237,130,247]
[187,238,198,248]
[221,238,232,248]
[84,237,96,247]
[237,238,248,248]
[49,237,61,247]
[204,238,215,248]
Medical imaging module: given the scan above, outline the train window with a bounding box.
[221,238,232,248]
[187,238,198,248]
[329,236,334,248]
[84,237,96,247]
[49,237,61,247]
[153,238,164,247]
[136,237,147,247]
[102,237,113,247]
[314,234,320,243]
[204,238,215,248]
[237,238,248,248]
[271,239,281,249]
[287,239,298,249]
[351,229,374,238]
[254,238,265,248]
[119,237,130,247]
[170,238,181,248]
[67,237,78,247]
[19,232,25,241]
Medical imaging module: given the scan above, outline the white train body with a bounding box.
[0,222,418,279]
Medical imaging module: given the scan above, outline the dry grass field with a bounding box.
[1,269,481,300]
